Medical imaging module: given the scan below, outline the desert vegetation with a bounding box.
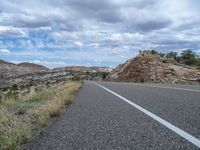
[0,81,82,150]
[149,49,200,67]
[107,50,200,84]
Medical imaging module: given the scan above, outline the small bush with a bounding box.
[71,75,80,81]
[38,113,49,127]
[11,84,18,91]
[162,60,167,63]
[102,72,109,79]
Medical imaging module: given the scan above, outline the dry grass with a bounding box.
[0,81,82,150]
[29,81,81,126]
[0,108,31,150]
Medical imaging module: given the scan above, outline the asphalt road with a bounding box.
[24,81,200,150]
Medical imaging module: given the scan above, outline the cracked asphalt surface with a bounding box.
[23,81,200,150]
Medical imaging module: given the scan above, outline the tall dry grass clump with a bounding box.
[0,81,82,150]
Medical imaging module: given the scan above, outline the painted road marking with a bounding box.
[95,83,200,148]
[118,82,200,93]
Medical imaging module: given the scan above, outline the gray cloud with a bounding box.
[64,0,123,23]
[133,0,157,8]
[0,26,27,37]
[66,0,112,10]
[134,19,172,32]
[16,17,51,28]
[115,0,157,9]
[0,0,200,67]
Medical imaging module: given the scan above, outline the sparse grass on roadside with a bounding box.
[0,81,82,150]
[0,108,31,150]
[29,81,82,127]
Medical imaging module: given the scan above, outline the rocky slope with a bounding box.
[0,60,112,89]
[0,60,49,78]
[18,62,49,72]
[53,66,112,73]
[106,51,200,84]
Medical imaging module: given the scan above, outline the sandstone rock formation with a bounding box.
[106,51,200,84]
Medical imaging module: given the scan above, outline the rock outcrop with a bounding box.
[0,60,49,78]
[17,62,49,72]
[0,60,112,89]
[53,66,112,73]
[106,51,200,84]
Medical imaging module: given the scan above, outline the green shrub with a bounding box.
[71,75,80,81]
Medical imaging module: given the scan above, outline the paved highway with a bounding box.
[24,81,200,150]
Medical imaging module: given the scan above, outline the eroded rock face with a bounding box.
[0,60,50,88]
[106,51,200,84]
[17,62,49,72]
[0,59,113,89]
[53,66,112,73]
[0,60,49,78]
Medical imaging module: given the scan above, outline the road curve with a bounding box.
[23,81,200,150]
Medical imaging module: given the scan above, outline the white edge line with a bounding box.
[128,83,200,93]
[95,83,200,148]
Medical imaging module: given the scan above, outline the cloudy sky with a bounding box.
[0,0,200,68]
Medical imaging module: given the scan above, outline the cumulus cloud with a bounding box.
[134,19,172,32]
[108,33,144,41]
[0,0,200,67]
[74,41,83,47]
[0,48,10,53]
[0,26,27,37]
[65,0,123,23]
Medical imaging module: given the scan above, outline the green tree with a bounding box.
[181,49,197,65]
[196,58,200,67]
[150,50,158,55]
[101,72,109,79]
[158,53,165,57]
[166,51,178,59]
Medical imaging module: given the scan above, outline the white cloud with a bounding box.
[110,50,118,56]
[89,43,99,48]
[0,48,10,53]
[74,41,83,47]
[108,33,144,41]
[31,60,68,68]
[0,26,27,37]
[0,0,200,67]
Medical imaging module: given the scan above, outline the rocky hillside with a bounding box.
[106,51,200,84]
[18,62,49,72]
[53,66,112,73]
[0,60,49,78]
[0,59,112,89]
